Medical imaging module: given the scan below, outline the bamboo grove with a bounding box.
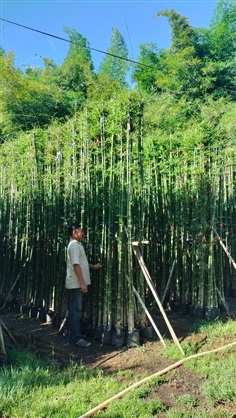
[1,91,236,334]
[1,0,236,335]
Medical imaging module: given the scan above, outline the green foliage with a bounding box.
[156,10,198,53]
[132,3,236,99]
[98,28,130,86]
[206,0,236,97]
[209,0,236,61]
[132,43,163,92]
[87,72,124,101]
[0,54,69,138]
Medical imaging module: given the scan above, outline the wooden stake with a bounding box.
[0,319,18,347]
[132,244,184,355]
[214,229,236,270]
[216,287,230,317]
[161,260,176,305]
[126,275,166,347]
[0,323,7,355]
[0,258,29,311]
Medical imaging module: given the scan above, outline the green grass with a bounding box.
[0,347,164,418]
[0,319,235,417]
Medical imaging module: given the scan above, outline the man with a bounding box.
[66,225,101,347]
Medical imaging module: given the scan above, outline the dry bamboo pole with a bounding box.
[126,275,166,347]
[216,287,230,316]
[78,341,236,418]
[0,258,29,311]
[214,229,236,270]
[0,319,18,347]
[161,260,176,305]
[132,244,184,355]
[0,323,7,355]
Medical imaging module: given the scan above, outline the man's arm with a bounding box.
[89,263,101,271]
[73,264,88,293]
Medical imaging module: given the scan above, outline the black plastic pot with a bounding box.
[20,305,30,316]
[194,307,204,319]
[37,308,47,322]
[101,329,112,346]
[205,306,220,321]
[111,330,126,348]
[126,329,140,347]
[139,325,154,341]
[94,325,103,341]
[29,306,38,318]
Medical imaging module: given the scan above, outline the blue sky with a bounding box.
[0,1,219,71]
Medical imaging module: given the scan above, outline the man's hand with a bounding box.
[80,282,88,293]
[91,263,101,270]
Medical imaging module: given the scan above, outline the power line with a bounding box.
[1,18,235,95]
[0,17,157,71]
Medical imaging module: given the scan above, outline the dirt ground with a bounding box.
[1,299,236,417]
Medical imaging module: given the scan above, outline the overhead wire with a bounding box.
[0,17,235,95]
[0,17,158,71]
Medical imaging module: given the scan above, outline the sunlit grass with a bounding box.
[0,347,164,418]
[0,319,235,417]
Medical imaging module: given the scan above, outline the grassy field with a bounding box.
[0,319,235,418]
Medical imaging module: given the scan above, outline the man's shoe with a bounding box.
[75,338,91,348]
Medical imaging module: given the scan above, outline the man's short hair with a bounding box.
[67,224,81,236]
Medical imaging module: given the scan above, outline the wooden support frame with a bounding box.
[132,243,184,355]
[126,275,166,347]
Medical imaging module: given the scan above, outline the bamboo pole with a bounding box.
[126,275,166,347]
[78,341,236,418]
[0,319,18,347]
[0,258,29,311]
[132,244,184,355]
[161,260,176,305]
[216,287,230,317]
[0,323,7,355]
[214,229,236,270]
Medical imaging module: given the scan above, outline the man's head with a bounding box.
[68,225,84,241]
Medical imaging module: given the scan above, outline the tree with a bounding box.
[208,0,236,62]
[205,0,236,98]
[132,43,164,92]
[156,9,199,53]
[56,28,94,93]
[0,52,24,139]
[132,11,207,97]
[0,52,69,137]
[98,28,129,87]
